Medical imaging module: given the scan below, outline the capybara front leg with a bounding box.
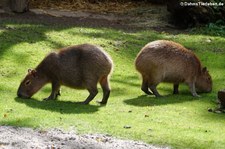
[188,82,200,97]
[173,83,179,94]
[141,77,152,95]
[149,85,162,97]
[44,81,60,100]
[98,76,110,104]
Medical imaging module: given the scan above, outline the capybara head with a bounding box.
[17,69,48,98]
[196,67,212,93]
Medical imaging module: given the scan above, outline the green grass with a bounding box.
[0,19,225,149]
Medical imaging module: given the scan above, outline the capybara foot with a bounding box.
[43,96,56,101]
[142,89,153,95]
[96,100,107,105]
[192,94,201,97]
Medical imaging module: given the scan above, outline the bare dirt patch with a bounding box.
[0,3,178,33]
[0,126,169,149]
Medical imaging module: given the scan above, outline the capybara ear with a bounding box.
[202,67,207,72]
[28,69,37,78]
[28,69,32,73]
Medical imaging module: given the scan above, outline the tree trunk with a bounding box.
[1,0,29,13]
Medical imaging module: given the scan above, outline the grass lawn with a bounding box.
[0,18,225,149]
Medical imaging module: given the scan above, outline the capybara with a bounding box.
[135,40,212,97]
[17,44,113,104]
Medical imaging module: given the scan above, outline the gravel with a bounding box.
[0,126,169,149]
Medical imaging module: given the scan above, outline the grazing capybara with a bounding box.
[17,44,113,104]
[135,40,212,97]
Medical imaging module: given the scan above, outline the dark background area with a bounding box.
[0,0,225,28]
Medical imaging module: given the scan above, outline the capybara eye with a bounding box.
[25,80,31,86]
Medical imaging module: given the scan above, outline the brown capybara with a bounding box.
[135,40,212,97]
[17,44,113,104]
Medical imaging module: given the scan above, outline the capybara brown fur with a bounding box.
[135,40,212,97]
[17,44,113,104]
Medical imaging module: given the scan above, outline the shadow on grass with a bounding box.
[14,97,101,114]
[124,94,198,107]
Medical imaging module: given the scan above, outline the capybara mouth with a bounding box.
[17,92,31,99]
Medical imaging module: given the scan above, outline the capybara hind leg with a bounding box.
[141,76,152,95]
[188,82,200,97]
[82,86,98,104]
[56,89,61,97]
[173,83,179,94]
[44,81,60,100]
[149,85,162,97]
[98,76,110,104]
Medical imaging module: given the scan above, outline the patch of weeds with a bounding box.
[191,20,225,37]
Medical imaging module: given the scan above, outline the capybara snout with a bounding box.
[196,67,212,93]
[17,44,113,104]
[135,40,212,97]
[17,69,48,99]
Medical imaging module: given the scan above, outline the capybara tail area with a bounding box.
[134,57,142,72]
[98,75,110,104]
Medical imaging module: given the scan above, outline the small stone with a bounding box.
[206,39,212,43]
[208,108,213,112]
[215,110,222,114]
[61,142,65,145]
[123,125,131,129]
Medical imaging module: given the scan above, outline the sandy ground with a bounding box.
[0,5,178,33]
[0,126,169,149]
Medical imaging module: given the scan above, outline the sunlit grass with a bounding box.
[0,20,225,148]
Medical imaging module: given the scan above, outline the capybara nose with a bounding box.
[17,92,22,98]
